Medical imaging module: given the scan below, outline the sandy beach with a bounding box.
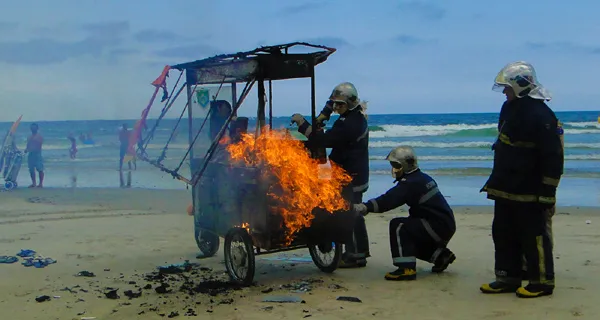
[1,187,599,320]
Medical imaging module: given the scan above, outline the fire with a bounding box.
[240,222,250,233]
[226,129,352,244]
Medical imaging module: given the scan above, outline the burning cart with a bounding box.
[136,43,358,285]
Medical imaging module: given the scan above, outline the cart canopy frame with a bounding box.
[136,42,336,187]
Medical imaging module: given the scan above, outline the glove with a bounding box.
[290,113,306,126]
[353,203,368,216]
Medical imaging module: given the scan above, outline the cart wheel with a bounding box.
[4,181,16,191]
[309,242,342,273]
[224,228,255,286]
[194,226,220,258]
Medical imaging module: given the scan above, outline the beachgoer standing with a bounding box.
[480,61,563,298]
[25,123,44,188]
[291,82,370,268]
[119,124,132,188]
[67,133,77,159]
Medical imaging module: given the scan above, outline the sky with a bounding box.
[0,0,599,122]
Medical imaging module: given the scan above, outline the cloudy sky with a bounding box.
[0,0,599,122]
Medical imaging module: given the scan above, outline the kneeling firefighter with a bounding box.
[291,82,370,268]
[480,61,563,298]
[353,146,456,280]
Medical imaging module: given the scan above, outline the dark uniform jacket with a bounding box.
[482,96,564,205]
[363,169,456,239]
[298,106,369,193]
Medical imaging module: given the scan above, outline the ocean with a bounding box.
[2,111,600,207]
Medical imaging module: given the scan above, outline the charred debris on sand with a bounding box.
[38,261,354,317]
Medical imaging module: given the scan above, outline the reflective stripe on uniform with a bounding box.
[393,256,416,264]
[539,196,556,204]
[356,128,368,142]
[485,187,538,202]
[421,219,445,245]
[542,176,560,187]
[498,133,536,148]
[430,248,444,264]
[395,222,404,257]
[419,186,439,204]
[353,182,369,193]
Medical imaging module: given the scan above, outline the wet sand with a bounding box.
[0,188,599,320]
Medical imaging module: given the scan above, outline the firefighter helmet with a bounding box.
[328,82,360,110]
[492,61,552,101]
[386,146,419,178]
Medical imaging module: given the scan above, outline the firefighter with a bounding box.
[480,61,563,298]
[521,120,563,279]
[291,82,370,268]
[353,146,456,280]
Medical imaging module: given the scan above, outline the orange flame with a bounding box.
[226,129,352,244]
[240,222,250,233]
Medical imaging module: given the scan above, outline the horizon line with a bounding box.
[1,110,599,124]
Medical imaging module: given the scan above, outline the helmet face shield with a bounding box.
[386,146,418,178]
[389,161,404,179]
[492,83,508,93]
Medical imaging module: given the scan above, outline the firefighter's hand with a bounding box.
[290,114,306,126]
[353,203,368,216]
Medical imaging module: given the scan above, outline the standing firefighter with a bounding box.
[291,82,370,268]
[354,146,456,280]
[480,61,564,298]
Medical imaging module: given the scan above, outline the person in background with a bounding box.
[353,146,456,281]
[25,123,44,188]
[291,82,370,268]
[118,124,132,188]
[480,61,563,298]
[67,133,77,160]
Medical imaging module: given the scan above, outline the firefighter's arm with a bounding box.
[363,182,409,214]
[316,103,334,124]
[536,116,564,206]
[299,118,354,149]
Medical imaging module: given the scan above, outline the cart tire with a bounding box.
[4,181,16,191]
[309,242,342,273]
[194,226,220,258]
[224,228,255,286]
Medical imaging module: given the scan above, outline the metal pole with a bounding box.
[186,71,194,161]
[269,80,273,130]
[257,78,266,136]
[231,82,237,117]
[310,62,316,135]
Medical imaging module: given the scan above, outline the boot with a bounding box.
[431,248,456,273]
[338,252,367,269]
[385,267,417,281]
[516,284,554,298]
[339,257,367,268]
[480,281,520,294]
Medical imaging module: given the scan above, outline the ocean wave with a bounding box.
[564,121,600,129]
[369,167,600,178]
[370,141,492,148]
[369,124,497,138]
[369,154,600,161]
[368,121,600,138]
[369,140,600,149]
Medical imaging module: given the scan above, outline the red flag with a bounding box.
[123,66,171,163]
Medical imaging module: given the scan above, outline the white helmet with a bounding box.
[492,61,552,101]
[329,82,360,110]
[386,146,419,179]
